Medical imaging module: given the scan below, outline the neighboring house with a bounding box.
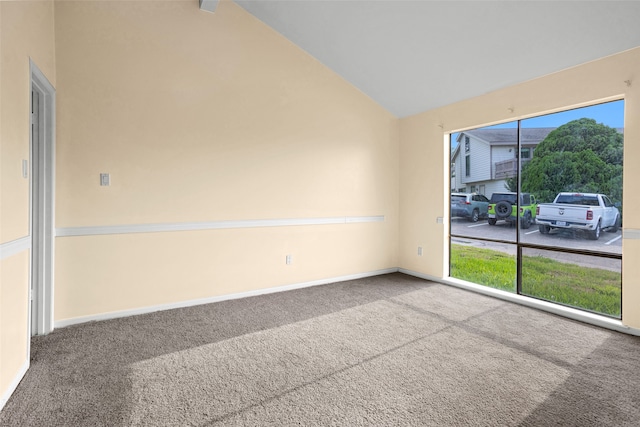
[451,128,555,197]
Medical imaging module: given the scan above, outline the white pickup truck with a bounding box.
[536,193,620,240]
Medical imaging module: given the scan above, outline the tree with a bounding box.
[520,118,623,204]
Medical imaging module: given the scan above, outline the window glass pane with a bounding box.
[519,100,624,255]
[449,101,622,318]
[450,123,517,243]
[450,239,516,293]
[521,247,621,318]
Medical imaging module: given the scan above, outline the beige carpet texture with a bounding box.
[1,273,639,426]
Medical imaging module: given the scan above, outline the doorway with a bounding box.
[30,60,55,336]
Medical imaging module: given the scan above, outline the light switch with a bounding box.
[22,160,28,179]
[100,173,110,186]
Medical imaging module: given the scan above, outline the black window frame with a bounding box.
[449,100,623,319]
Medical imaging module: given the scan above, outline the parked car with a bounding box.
[451,193,490,222]
[488,192,537,229]
[536,192,620,240]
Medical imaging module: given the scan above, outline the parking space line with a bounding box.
[605,235,622,245]
[525,230,539,235]
[467,223,489,228]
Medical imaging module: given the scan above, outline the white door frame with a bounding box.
[30,60,55,336]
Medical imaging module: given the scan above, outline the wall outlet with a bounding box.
[418,247,423,256]
[436,217,444,224]
[286,254,292,265]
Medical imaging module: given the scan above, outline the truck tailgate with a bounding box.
[538,204,590,224]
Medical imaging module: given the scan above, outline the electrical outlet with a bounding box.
[286,254,292,265]
[418,247,423,256]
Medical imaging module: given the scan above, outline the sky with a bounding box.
[451,99,624,149]
[493,100,624,129]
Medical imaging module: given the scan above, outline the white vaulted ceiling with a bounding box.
[234,1,640,118]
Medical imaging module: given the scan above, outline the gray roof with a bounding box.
[452,126,623,159]
[463,128,556,146]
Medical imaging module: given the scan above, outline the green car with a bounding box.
[487,192,537,229]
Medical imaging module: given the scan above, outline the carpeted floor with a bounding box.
[1,273,639,426]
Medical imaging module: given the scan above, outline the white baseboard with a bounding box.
[53,266,640,336]
[54,268,400,329]
[0,359,29,413]
[399,268,640,337]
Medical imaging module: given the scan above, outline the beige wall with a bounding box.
[1,0,56,243]
[0,252,30,395]
[2,0,640,411]
[399,47,640,328]
[55,223,396,320]
[0,0,56,405]
[53,0,399,322]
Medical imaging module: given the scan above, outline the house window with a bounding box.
[449,99,624,318]
[464,136,470,153]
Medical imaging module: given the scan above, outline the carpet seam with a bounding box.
[388,298,583,371]
[202,324,456,425]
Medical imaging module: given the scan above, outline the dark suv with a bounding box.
[487,192,537,229]
[451,193,490,222]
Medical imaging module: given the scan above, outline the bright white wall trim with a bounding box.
[0,236,31,260]
[399,268,640,337]
[623,228,640,239]
[54,268,399,329]
[52,262,639,333]
[55,215,385,237]
[30,58,57,336]
[0,359,29,412]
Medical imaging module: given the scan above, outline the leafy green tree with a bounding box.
[521,118,623,204]
[504,176,517,192]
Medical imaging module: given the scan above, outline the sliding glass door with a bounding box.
[449,100,623,318]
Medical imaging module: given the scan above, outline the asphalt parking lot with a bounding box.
[450,217,622,272]
[451,217,621,253]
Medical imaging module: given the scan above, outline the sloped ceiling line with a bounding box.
[234,1,640,118]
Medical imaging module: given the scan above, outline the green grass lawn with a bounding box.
[450,244,621,318]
